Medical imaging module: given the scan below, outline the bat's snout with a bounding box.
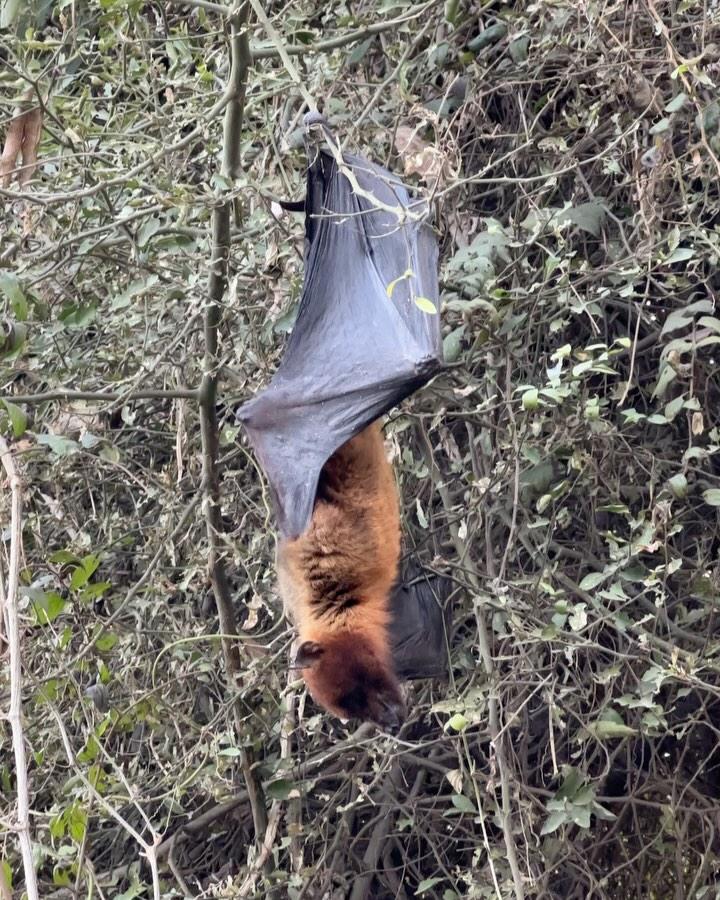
[376,699,405,734]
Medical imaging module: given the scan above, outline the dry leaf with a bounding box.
[394,124,446,183]
[48,406,101,437]
[445,768,464,793]
[692,411,704,435]
[0,101,43,188]
[625,73,662,113]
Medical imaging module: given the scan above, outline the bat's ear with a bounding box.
[294,640,324,668]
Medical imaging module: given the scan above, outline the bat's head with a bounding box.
[293,633,405,733]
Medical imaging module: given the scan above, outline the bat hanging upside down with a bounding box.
[277,421,406,732]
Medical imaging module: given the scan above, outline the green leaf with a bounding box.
[592,801,617,822]
[667,473,688,498]
[49,550,78,565]
[68,804,88,843]
[509,35,530,63]
[444,0,460,25]
[0,860,11,891]
[665,92,688,112]
[77,735,99,764]
[568,603,588,632]
[266,778,295,800]
[661,312,691,336]
[446,713,468,732]
[100,445,121,464]
[649,117,670,134]
[50,813,66,839]
[588,711,636,739]
[0,0,22,27]
[94,631,118,652]
[418,877,444,895]
[697,316,720,333]
[346,36,375,66]
[53,867,72,887]
[578,571,607,591]
[386,269,414,298]
[541,807,568,835]
[70,555,100,591]
[415,497,428,529]
[522,387,539,410]
[664,394,685,421]
[136,216,161,248]
[59,304,97,329]
[652,364,677,398]
[114,874,145,900]
[450,793,476,813]
[79,581,111,602]
[665,246,695,264]
[415,296,437,314]
[571,805,592,828]
[468,22,507,53]
[443,325,464,362]
[702,489,720,506]
[562,201,607,237]
[621,408,645,424]
[36,434,79,457]
[1,400,26,437]
[0,273,28,320]
[32,591,66,625]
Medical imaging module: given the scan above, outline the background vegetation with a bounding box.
[2,0,720,897]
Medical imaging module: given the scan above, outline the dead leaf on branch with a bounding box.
[0,102,43,188]
[394,124,450,184]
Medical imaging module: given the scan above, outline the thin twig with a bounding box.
[0,437,38,900]
[45,699,161,900]
[164,0,230,14]
[2,388,199,405]
[417,425,526,900]
[251,2,437,59]
[247,0,316,110]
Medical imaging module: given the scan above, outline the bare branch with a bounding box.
[164,0,231,14]
[3,388,199,405]
[198,0,270,852]
[251,2,437,59]
[0,437,38,900]
[247,0,316,110]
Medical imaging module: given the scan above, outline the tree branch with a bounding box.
[417,425,526,900]
[164,0,433,61]
[0,437,39,900]
[247,0,316,110]
[251,2,437,59]
[164,0,231,14]
[3,388,199,405]
[198,0,269,849]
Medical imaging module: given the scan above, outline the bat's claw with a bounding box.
[303,110,329,130]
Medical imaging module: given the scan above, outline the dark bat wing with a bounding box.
[237,138,443,538]
[389,565,454,681]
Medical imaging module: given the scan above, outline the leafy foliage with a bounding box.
[2,0,720,898]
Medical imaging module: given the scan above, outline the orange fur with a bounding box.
[277,421,405,730]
